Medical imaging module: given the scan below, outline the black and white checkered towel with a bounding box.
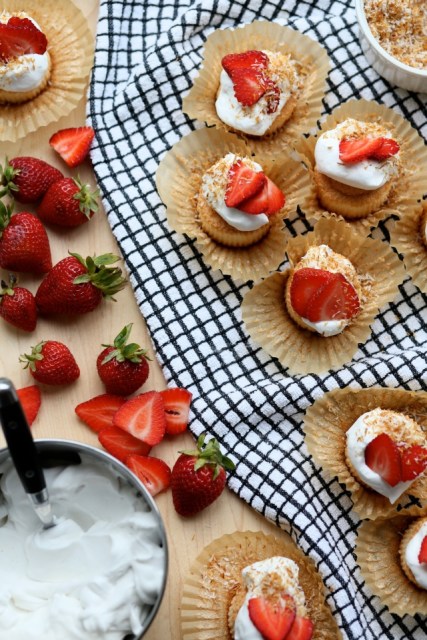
[88,1,427,638]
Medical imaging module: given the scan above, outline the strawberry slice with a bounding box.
[265,79,281,114]
[0,21,47,63]
[98,425,151,463]
[126,454,171,496]
[248,596,296,640]
[370,138,400,161]
[113,390,166,446]
[339,137,383,164]
[238,177,285,215]
[222,50,269,74]
[288,616,314,640]
[418,536,427,564]
[400,444,427,481]
[365,433,402,487]
[306,273,360,322]
[289,268,336,318]
[225,160,266,208]
[75,394,126,433]
[160,387,192,435]
[7,17,41,32]
[17,385,41,426]
[49,127,95,168]
[231,67,267,106]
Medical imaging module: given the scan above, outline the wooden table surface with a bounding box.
[0,1,281,637]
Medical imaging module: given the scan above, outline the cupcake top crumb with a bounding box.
[352,408,425,446]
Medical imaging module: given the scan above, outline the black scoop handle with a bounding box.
[0,378,46,495]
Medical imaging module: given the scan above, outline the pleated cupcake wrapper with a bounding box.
[295,99,427,237]
[390,203,427,295]
[0,0,94,141]
[356,516,427,616]
[240,217,405,375]
[181,530,342,640]
[182,20,330,155]
[304,387,427,520]
[156,127,314,283]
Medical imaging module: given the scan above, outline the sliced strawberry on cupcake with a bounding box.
[365,433,402,487]
[418,536,427,564]
[248,594,296,640]
[225,159,266,208]
[306,273,360,323]
[339,136,400,164]
[400,444,427,481]
[222,50,270,107]
[0,17,47,62]
[238,175,285,215]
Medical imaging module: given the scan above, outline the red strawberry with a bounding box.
[370,138,400,161]
[230,67,267,106]
[400,444,427,481]
[113,391,166,446]
[289,268,336,318]
[49,127,95,168]
[365,433,402,487]
[17,385,41,426]
[238,176,285,215]
[126,454,171,496]
[20,340,80,386]
[248,595,296,640]
[75,394,126,433]
[0,205,52,274]
[222,50,269,74]
[288,616,315,640]
[339,137,384,163]
[35,252,126,315]
[0,157,63,203]
[98,426,151,463]
[418,536,427,564]
[96,324,150,396]
[0,18,47,63]
[170,433,235,517]
[225,160,266,208]
[306,273,360,322]
[160,387,192,435]
[37,177,99,227]
[0,275,37,331]
[265,79,281,114]
[7,17,40,32]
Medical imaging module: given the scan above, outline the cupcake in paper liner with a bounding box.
[240,217,405,375]
[304,387,427,521]
[0,0,94,142]
[181,530,342,640]
[182,20,330,155]
[295,99,427,237]
[356,515,427,616]
[156,127,314,283]
[390,202,427,295]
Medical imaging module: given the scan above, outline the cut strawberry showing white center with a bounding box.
[365,432,427,486]
[0,17,47,63]
[225,160,285,215]
[339,136,400,164]
[221,50,280,111]
[248,594,314,640]
[418,536,427,564]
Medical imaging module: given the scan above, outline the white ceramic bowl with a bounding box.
[355,0,427,94]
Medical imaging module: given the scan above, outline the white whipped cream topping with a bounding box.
[0,13,50,93]
[314,119,399,191]
[346,410,414,503]
[234,557,306,640]
[215,51,297,137]
[298,317,347,337]
[0,456,165,640]
[404,522,427,589]
[201,153,269,231]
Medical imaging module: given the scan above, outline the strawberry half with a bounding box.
[49,127,95,168]
[339,137,383,164]
[370,138,400,161]
[222,50,269,75]
[75,394,127,433]
[418,536,427,564]
[400,444,427,481]
[222,51,270,107]
[365,433,402,487]
[248,595,296,640]
[289,268,336,318]
[0,18,47,63]
[288,616,315,640]
[113,390,166,446]
[160,387,192,435]
[238,176,285,215]
[17,385,41,426]
[306,273,360,322]
[98,425,151,463]
[225,160,266,208]
[126,454,171,497]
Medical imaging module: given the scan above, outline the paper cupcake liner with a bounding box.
[241,217,405,375]
[304,388,427,520]
[295,99,427,236]
[156,127,314,282]
[390,202,427,294]
[181,530,342,640]
[182,20,330,155]
[356,516,427,616]
[0,0,94,142]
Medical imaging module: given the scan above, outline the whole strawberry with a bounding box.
[0,275,37,332]
[97,323,151,396]
[37,177,99,227]
[20,340,80,385]
[0,157,63,203]
[0,202,52,274]
[35,252,126,315]
[171,434,235,517]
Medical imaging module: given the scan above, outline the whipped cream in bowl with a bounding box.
[0,439,168,640]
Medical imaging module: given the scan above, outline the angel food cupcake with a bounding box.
[215,49,299,137]
[400,517,427,589]
[0,12,51,104]
[314,118,400,219]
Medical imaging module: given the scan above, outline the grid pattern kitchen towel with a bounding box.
[88,1,427,638]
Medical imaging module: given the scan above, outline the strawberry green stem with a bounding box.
[180,433,235,479]
[70,252,127,299]
[101,323,151,364]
